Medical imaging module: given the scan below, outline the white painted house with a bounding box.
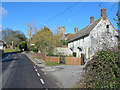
[68,7,118,59]
[0,40,4,50]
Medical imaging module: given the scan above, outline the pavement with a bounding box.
[2,52,58,88]
[26,52,88,88]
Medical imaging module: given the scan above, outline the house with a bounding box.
[68,7,118,59]
[0,40,4,50]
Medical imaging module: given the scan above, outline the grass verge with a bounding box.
[44,62,63,66]
[4,48,21,53]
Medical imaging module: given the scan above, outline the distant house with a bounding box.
[68,7,118,59]
[0,40,4,50]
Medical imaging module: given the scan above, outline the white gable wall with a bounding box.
[90,18,118,56]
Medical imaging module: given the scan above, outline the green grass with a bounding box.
[44,62,63,66]
[4,48,21,53]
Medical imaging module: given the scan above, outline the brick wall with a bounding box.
[45,56,60,63]
[65,57,81,65]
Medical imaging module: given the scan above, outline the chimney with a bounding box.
[74,27,78,33]
[101,7,106,20]
[90,16,94,23]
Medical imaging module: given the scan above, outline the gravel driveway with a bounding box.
[41,65,85,88]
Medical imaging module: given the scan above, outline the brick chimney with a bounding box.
[74,27,78,33]
[101,7,106,20]
[90,16,94,23]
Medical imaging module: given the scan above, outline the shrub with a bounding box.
[30,46,38,53]
[84,50,120,88]
[73,52,76,57]
[18,41,27,51]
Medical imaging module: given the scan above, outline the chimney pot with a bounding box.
[90,16,94,23]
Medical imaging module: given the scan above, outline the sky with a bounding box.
[1,1,119,38]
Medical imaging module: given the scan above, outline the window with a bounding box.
[106,25,109,29]
[106,25,109,33]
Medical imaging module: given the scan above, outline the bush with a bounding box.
[30,46,38,53]
[73,52,76,57]
[84,50,120,88]
[18,41,27,51]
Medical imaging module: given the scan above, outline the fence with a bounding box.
[30,52,82,65]
[45,56,60,63]
[65,57,81,65]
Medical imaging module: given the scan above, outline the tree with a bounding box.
[18,41,27,51]
[2,28,27,48]
[30,26,63,55]
[26,22,36,47]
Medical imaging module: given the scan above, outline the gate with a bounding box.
[60,56,65,64]
[81,53,85,65]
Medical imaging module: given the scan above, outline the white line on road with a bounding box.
[40,79,44,84]
[34,66,36,68]
[37,73,40,76]
[35,69,38,72]
[2,54,10,62]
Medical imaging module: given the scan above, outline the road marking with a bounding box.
[2,54,10,62]
[34,66,36,68]
[44,73,47,75]
[35,69,38,72]
[37,73,40,76]
[40,79,44,84]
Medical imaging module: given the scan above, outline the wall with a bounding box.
[65,57,81,65]
[53,47,69,55]
[68,35,91,59]
[30,52,82,65]
[45,56,60,63]
[90,18,118,56]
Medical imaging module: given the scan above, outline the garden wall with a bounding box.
[30,52,82,65]
[65,57,81,65]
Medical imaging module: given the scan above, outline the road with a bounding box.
[2,52,58,88]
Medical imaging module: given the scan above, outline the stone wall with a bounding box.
[53,47,69,56]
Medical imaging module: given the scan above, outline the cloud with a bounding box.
[68,18,72,22]
[0,7,8,18]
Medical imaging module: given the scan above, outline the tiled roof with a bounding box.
[68,18,101,43]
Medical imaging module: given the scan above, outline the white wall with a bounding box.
[90,18,118,56]
[68,35,91,58]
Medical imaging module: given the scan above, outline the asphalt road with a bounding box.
[2,52,58,88]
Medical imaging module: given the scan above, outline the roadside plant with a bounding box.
[84,49,120,88]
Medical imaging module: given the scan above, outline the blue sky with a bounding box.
[2,2,118,37]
